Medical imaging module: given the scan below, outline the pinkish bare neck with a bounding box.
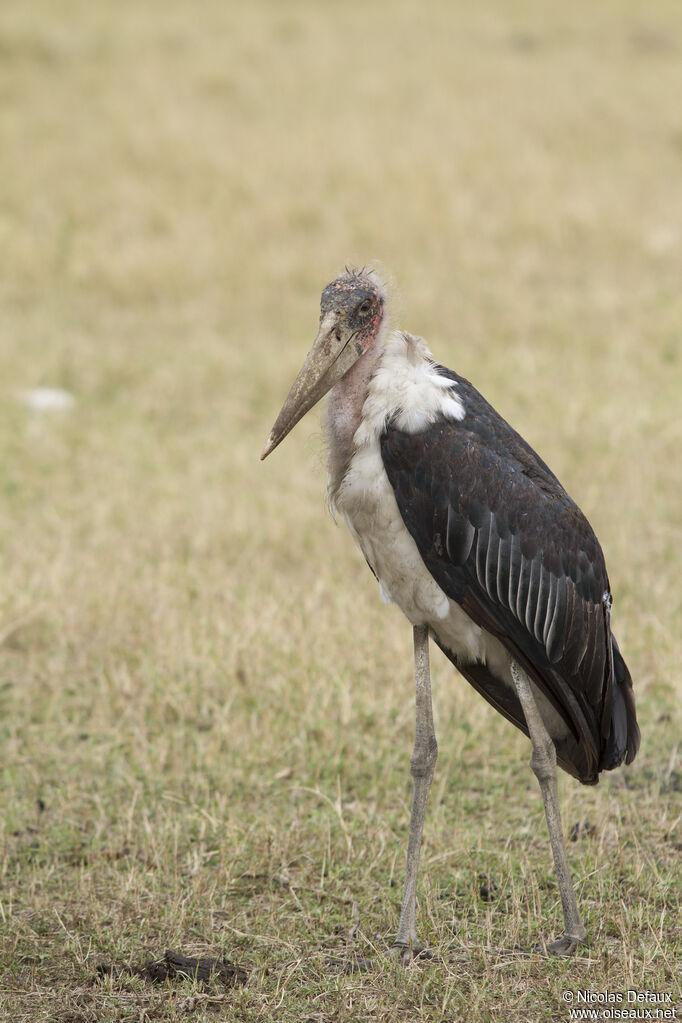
[324,334,384,500]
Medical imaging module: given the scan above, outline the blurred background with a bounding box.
[0,0,680,1017]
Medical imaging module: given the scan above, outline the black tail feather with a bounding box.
[433,630,639,785]
[599,635,640,772]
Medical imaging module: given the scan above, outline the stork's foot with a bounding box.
[389,941,433,966]
[327,943,433,973]
[543,929,589,957]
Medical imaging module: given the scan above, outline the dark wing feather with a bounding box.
[380,368,639,784]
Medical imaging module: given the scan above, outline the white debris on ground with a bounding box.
[19,388,76,412]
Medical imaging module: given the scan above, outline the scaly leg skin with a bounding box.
[391,625,438,965]
[510,661,589,956]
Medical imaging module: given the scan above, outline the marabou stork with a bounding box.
[261,269,639,959]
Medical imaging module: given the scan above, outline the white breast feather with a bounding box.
[352,332,465,447]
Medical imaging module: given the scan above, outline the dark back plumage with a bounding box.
[380,366,639,784]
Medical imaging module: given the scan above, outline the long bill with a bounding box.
[260,313,363,460]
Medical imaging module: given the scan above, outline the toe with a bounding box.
[546,933,587,957]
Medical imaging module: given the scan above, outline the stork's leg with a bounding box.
[392,624,438,962]
[510,661,588,956]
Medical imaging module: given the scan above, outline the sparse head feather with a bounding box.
[320,268,387,330]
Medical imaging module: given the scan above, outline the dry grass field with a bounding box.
[1,0,681,1019]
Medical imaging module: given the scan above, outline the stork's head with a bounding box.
[261,269,386,459]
